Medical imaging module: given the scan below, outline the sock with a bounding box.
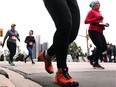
[45,50,52,60]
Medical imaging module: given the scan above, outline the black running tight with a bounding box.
[43,0,80,68]
[7,41,16,62]
[89,30,107,64]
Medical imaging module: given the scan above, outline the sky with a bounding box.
[0,0,116,53]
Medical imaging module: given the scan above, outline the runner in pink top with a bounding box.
[85,0,109,69]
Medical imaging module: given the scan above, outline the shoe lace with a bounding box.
[47,60,52,66]
[63,72,72,79]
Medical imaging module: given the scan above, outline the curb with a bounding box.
[0,69,9,78]
[0,66,43,87]
[0,70,15,87]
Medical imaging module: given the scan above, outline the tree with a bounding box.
[68,42,77,54]
[68,42,83,55]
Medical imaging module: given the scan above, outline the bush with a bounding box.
[15,54,24,61]
[5,54,9,61]
[0,54,4,61]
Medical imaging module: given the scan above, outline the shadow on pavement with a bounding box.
[27,71,116,87]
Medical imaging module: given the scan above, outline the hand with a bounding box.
[96,16,103,20]
[0,42,3,47]
[0,42,2,45]
[18,39,20,42]
[105,23,109,27]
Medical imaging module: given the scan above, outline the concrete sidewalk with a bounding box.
[0,61,43,87]
[0,61,116,87]
[0,74,15,87]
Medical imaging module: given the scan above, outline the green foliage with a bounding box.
[0,54,4,61]
[5,54,9,61]
[15,54,24,61]
[68,42,78,54]
[68,42,84,56]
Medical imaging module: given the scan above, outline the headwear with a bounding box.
[89,0,100,8]
[11,23,16,27]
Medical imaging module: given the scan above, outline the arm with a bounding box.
[85,12,96,24]
[2,31,9,47]
[33,37,36,43]
[16,32,20,42]
[84,11,103,24]
[24,37,28,43]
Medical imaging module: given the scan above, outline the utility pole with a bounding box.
[78,29,90,56]
[86,29,89,56]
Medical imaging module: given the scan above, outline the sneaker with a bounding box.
[32,61,35,64]
[8,59,11,64]
[10,62,15,66]
[24,58,27,63]
[93,63,104,69]
[39,51,54,74]
[54,68,79,87]
[87,56,93,65]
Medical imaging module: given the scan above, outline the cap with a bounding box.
[11,24,16,27]
[89,0,100,8]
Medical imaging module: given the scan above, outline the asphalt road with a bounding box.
[0,62,116,87]
[26,71,116,87]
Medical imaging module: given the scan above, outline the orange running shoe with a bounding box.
[54,68,79,87]
[39,51,54,74]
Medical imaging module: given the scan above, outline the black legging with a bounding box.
[89,30,107,64]
[43,0,80,68]
[7,41,16,62]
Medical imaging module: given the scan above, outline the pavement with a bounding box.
[0,61,116,87]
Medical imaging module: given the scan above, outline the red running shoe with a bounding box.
[39,51,54,74]
[54,68,79,87]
